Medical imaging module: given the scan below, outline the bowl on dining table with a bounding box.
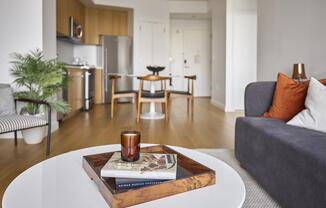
[146,66,166,75]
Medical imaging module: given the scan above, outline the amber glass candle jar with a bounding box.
[121,131,141,162]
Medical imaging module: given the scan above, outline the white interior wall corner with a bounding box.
[225,0,257,112]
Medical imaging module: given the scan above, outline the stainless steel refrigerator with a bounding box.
[101,35,133,103]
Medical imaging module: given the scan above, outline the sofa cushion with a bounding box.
[262,73,326,121]
[235,117,326,208]
[0,84,16,116]
[288,78,326,133]
[0,115,47,133]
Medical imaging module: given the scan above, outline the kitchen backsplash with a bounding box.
[57,40,74,64]
[57,40,102,68]
[73,44,102,67]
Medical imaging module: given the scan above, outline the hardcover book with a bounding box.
[115,178,168,189]
[101,152,177,180]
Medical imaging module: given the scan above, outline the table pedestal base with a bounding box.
[140,112,165,120]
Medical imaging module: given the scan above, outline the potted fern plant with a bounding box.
[10,49,70,144]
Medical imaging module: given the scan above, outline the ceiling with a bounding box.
[169,0,207,1]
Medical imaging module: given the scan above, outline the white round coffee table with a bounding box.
[2,144,245,208]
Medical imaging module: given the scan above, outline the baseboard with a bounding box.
[211,99,225,111]
[0,132,21,139]
[52,121,59,133]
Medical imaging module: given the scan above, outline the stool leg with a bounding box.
[137,102,141,122]
[111,97,114,118]
[135,96,138,112]
[191,96,194,115]
[165,101,169,121]
[187,98,190,114]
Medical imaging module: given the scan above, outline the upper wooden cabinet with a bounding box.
[84,7,129,45]
[56,0,85,39]
[56,0,69,36]
[57,0,129,45]
[84,7,100,45]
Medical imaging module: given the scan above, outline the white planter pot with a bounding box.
[22,113,46,144]
[22,127,46,144]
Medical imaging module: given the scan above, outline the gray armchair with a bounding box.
[0,84,52,155]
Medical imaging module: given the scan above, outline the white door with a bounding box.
[139,22,153,75]
[170,28,184,91]
[170,27,211,97]
[153,23,168,67]
[139,22,168,90]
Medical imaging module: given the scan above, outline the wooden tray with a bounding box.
[82,145,216,208]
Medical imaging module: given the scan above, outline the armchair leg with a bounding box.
[46,124,51,156]
[14,131,17,146]
[46,108,52,156]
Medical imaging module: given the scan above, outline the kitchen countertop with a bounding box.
[65,65,103,70]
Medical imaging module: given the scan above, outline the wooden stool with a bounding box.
[136,75,170,122]
[168,75,196,115]
[109,75,137,118]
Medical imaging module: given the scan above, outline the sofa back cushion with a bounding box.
[0,84,16,116]
[288,78,326,133]
[263,73,326,121]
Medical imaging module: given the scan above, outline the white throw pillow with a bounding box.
[287,77,326,133]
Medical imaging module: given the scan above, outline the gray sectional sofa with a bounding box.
[235,82,326,208]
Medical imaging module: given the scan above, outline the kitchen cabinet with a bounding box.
[66,68,84,118]
[57,0,129,45]
[56,0,85,41]
[112,10,129,36]
[84,7,99,45]
[56,0,69,36]
[84,7,129,45]
[94,69,103,104]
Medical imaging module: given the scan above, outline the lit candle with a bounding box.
[121,131,141,162]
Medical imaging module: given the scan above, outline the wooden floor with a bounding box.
[0,98,242,204]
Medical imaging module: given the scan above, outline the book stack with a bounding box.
[101,152,178,190]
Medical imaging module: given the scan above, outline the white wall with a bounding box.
[226,0,257,111]
[258,0,326,81]
[169,1,208,14]
[0,0,58,138]
[43,0,57,59]
[0,0,57,81]
[0,0,43,84]
[209,0,227,109]
[209,0,257,111]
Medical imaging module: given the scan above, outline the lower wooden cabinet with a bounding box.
[94,69,103,104]
[66,68,84,118]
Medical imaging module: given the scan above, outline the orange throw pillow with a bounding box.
[263,73,326,121]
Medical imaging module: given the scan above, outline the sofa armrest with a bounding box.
[245,82,276,117]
